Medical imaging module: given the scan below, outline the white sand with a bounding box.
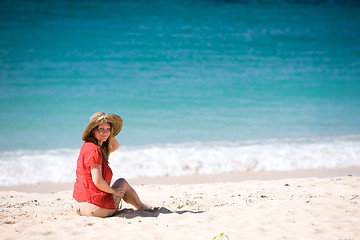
[1,171,359,240]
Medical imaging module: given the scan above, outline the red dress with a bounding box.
[73,140,115,209]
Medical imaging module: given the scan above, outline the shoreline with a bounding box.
[1,166,359,193]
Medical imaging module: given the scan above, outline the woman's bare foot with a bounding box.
[137,203,153,210]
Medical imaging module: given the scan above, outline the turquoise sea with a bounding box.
[1,0,360,185]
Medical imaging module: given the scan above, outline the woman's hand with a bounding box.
[112,188,125,198]
[109,137,120,153]
[91,165,121,195]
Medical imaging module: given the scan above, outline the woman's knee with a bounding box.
[112,178,129,189]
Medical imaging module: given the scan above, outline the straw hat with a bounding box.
[82,112,123,141]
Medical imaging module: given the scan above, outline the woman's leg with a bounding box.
[111,178,150,210]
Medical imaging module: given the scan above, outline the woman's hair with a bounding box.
[89,121,112,165]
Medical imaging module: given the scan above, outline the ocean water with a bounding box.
[1,0,360,185]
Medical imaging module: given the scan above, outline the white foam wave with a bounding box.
[1,136,360,186]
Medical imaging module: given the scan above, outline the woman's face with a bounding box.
[93,122,111,144]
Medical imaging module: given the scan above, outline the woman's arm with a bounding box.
[90,164,124,197]
[109,137,120,153]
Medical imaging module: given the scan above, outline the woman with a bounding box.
[73,112,150,217]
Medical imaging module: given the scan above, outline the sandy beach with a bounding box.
[2,1,360,239]
[1,168,359,240]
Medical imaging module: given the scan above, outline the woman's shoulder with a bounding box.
[79,141,103,164]
[81,141,101,152]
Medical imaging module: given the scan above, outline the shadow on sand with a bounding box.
[112,207,205,219]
